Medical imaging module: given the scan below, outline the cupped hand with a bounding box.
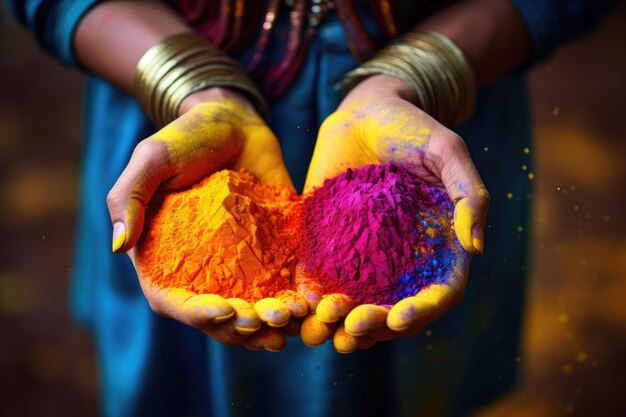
[108,88,306,350]
[299,75,488,352]
[107,88,294,252]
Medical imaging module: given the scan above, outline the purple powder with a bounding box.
[300,163,461,305]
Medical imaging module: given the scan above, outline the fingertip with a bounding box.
[301,314,336,346]
[316,294,355,323]
[275,290,309,318]
[386,284,455,332]
[201,294,236,323]
[386,297,419,333]
[226,298,262,334]
[453,198,475,253]
[344,304,389,337]
[333,325,358,354]
[247,326,287,352]
[111,222,127,253]
[253,298,290,327]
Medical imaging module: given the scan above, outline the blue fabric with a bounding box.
[74,11,531,416]
[6,0,617,69]
[510,0,617,63]
[6,0,101,66]
[3,0,612,416]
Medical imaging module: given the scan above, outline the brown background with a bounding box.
[1,3,625,417]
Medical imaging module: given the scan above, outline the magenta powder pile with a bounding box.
[300,162,460,305]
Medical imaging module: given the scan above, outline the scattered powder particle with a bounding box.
[507,192,513,199]
[137,170,300,301]
[299,163,461,305]
[523,147,530,154]
[528,172,535,180]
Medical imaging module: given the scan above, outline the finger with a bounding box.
[253,298,290,327]
[141,284,235,329]
[243,326,287,352]
[206,318,249,346]
[294,264,325,311]
[107,140,170,253]
[316,294,355,324]
[275,290,309,318]
[333,324,376,354]
[344,304,390,337]
[283,318,303,337]
[431,133,490,254]
[386,283,460,333]
[226,298,262,335]
[300,314,337,347]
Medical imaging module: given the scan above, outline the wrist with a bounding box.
[339,75,418,110]
[178,87,258,116]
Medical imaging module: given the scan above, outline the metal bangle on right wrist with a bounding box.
[134,33,268,127]
[342,31,476,127]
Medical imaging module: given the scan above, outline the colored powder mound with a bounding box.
[300,163,460,305]
[137,170,300,301]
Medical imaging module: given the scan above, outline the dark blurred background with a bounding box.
[1,3,625,417]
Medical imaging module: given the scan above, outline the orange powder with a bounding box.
[137,170,300,301]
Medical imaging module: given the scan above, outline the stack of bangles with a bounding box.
[343,31,476,127]
[134,32,268,128]
[134,30,474,129]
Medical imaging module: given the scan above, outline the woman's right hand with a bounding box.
[107,88,306,351]
[107,88,293,253]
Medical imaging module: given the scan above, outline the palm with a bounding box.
[299,95,485,353]
[152,101,294,192]
[304,96,444,193]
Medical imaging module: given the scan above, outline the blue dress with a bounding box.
[6,1,615,416]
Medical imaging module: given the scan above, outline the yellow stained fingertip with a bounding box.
[472,238,484,254]
[333,325,359,354]
[453,199,474,252]
[112,231,126,253]
[344,305,389,337]
[317,294,355,323]
[386,284,454,332]
[254,298,290,327]
[301,315,335,346]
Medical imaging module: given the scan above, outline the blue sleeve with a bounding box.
[510,0,617,64]
[5,0,101,67]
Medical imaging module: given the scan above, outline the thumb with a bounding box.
[432,134,490,254]
[107,140,169,253]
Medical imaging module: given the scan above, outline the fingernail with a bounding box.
[471,224,484,254]
[112,222,126,253]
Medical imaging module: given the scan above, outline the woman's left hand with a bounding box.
[299,75,488,352]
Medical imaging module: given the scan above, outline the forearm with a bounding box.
[74,0,191,93]
[416,0,530,87]
[73,1,254,116]
[342,0,531,115]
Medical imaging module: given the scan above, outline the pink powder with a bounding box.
[299,163,460,305]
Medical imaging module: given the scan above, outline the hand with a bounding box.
[107,88,294,252]
[108,88,304,350]
[299,75,488,352]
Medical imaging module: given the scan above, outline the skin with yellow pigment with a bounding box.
[300,87,483,353]
[112,99,298,352]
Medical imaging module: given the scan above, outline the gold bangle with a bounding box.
[342,31,476,126]
[134,33,268,127]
